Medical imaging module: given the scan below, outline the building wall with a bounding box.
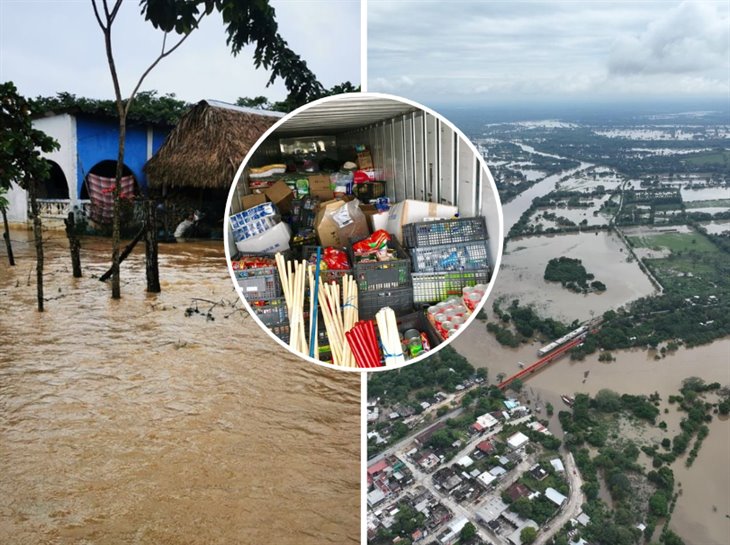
[6,114,77,223]
[6,113,170,224]
[6,181,28,223]
[75,116,158,195]
[34,113,78,199]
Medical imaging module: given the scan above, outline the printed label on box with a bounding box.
[332,206,354,228]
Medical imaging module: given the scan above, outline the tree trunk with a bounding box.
[28,179,44,312]
[64,212,82,277]
[144,199,160,293]
[111,115,125,299]
[2,207,14,266]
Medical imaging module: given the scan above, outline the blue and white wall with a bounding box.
[6,112,170,224]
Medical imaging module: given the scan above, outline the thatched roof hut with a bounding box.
[145,100,283,190]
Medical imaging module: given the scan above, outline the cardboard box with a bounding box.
[240,193,267,211]
[357,151,373,170]
[308,174,333,200]
[385,200,459,242]
[314,198,369,247]
[234,221,292,254]
[264,180,294,213]
[360,204,390,233]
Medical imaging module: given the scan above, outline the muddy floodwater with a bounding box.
[496,231,656,322]
[0,229,359,544]
[454,326,730,545]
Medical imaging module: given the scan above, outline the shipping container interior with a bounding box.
[227,96,502,265]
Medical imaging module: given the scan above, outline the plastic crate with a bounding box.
[351,239,411,292]
[396,311,443,351]
[233,249,293,260]
[267,320,330,354]
[359,286,414,319]
[301,245,352,285]
[402,216,488,248]
[250,298,288,326]
[353,181,386,201]
[412,269,491,304]
[235,266,281,300]
[269,322,290,343]
[410,240,490,272]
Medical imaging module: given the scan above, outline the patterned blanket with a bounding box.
[86,174,135,223]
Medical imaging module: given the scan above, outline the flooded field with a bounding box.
[0,229,359,545]
[531,195,612,227]
[496,231,656,322]
[701,220,730,235]
[454,328,730,545]
[680,186,730,202]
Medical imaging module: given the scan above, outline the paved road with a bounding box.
[534,450,585,545]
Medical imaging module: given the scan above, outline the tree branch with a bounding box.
[108,0,123,24]
[123,13,204,117]
[90,0,106,31]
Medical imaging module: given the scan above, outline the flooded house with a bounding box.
[144,100,283,239]
[6,106,171,227]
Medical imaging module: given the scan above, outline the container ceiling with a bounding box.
[272,95,418,136]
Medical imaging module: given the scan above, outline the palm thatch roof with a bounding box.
[145,100,283,189]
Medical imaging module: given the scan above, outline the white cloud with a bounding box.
[608,1,729,76]
[368,0,730,103]
[369,75,414,92]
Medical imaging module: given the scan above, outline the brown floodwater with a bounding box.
[0,229,359,544]
[497,231,656,322]
[454,325,730,545]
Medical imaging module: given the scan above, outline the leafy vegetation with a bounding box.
[487,300,571,347]
[368,346,475,404]
[31,91,190,125]
[544,257,605,293]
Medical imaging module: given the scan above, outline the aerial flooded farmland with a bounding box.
[366,108,729,545]
[466,110,730,544]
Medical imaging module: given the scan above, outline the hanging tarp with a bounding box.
[86,174,135,224]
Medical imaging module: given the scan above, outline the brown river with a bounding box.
[0,229,359,544]
[455,324,730,545]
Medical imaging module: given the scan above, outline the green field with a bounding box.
[629,230,717,253]
[684,198,730,209]
[683,149,730,167]
[628,229,729,296]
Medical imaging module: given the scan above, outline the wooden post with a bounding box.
[2,207,14,266]
[64,212,82,278]
[145,199,160,293]
[27,179,44,312]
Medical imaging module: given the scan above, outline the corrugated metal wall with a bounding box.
[237,107,502,264]
[336,110,490,218]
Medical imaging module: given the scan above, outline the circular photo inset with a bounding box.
[224,93,503,371]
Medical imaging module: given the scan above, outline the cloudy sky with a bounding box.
[0,0,360,103]
[368,1,729,106]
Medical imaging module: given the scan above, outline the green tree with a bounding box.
[0,82,59,310]
[594,389,622,412]
[32,90,189,125]
[91,0,325,298]
[520,526,538,544]
[460,521,476,542]
[0,186,14,265]
[649,491,669,517]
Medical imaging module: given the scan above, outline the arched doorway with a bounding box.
[83,160,140,228]
[81,160,138,199]
[37,160,69,199]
